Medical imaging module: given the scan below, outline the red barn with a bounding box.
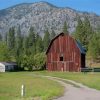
[46,33,86,72]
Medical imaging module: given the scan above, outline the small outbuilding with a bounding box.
[46,33,86,72]
[0,62,17,72]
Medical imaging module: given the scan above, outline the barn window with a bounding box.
[60,56,63,61]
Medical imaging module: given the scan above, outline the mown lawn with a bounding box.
[34,71,100,90]
[0,72,64,100]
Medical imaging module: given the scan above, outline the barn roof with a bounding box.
[46,33,86,54]
[46,33,64,54]
[0,62,17,66]
[76,41,86,54]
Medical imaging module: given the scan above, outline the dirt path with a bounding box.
[43,76,100,100]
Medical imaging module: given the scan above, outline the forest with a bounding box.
[0,17,100,70]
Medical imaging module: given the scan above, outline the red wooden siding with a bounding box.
[46,33,85,72]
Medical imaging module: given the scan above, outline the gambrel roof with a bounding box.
[46,32,86,54]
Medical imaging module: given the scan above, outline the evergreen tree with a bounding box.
[35,33,43,53]
[16,25,23,56]
[0,33,2,41]
[7,27,15,49]
[62,21,68,34]
[74,17,94,49]
[28,26,36,55]
[83,17,94,48]
[23,36,29,55]
[74,17,85,44]
[4,33,7,45]
[7,27,16,61]
[43,29,50,51]
[15,26,23,67]
[28,26,36,47]
[50,30,56,40]
[88,33,100,61]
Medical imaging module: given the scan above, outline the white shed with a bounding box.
[0,62,17,72]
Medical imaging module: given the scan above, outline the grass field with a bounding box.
[34,71,100,90]
[0,71,100,100]
[0,72,64,100]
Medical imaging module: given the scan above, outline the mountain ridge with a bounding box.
[0,1,100,36]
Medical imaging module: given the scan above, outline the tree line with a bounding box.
[0,26,57,70]
[74,17,100,62]
[0,17,100,70]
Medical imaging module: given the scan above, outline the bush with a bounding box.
[34,52,46,70]
[21,55,34,71]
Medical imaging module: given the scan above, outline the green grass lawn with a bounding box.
[0,72,64,100]
[34,71,100,90]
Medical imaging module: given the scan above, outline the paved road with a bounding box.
[44,76,100,100]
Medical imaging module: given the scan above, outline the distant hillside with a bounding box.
[0,1,100,36]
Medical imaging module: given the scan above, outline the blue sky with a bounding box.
[0,0,100,15]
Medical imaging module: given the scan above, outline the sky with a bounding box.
[0,0,100,15]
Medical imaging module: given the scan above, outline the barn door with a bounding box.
[81,54,85,68]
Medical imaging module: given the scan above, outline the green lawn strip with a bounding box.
[33,71,100,90]
[0,72,64,100]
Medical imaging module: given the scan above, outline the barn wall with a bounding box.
[46,34,82,72]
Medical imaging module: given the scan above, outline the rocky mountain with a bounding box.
[0,1,100,37]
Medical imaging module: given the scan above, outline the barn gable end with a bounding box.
[46,33,86,72]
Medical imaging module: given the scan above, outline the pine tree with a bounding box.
[74,17,94,49]
[23,36,29,55]
[7,27,16,60]
[88,33,100,61]
[4,33,7,45]
[28,26,36,47]
[83,17,94,49]
[28,26,36,55]
[74,17,85,44]
[16,25,23,56]
[43,29,50,51]
[35,33,43,53]
[50,30,56,40]
[0,33,2,41]
[7,27,15,49]
[62,21,68,34]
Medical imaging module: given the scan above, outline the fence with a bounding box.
[81,67,100,72]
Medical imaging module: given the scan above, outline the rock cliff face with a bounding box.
[0,1,100,36]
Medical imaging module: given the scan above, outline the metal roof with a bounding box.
[76,40,86,54]
[0,62,17,66]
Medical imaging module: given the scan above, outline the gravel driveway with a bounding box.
[44,76,100,100]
